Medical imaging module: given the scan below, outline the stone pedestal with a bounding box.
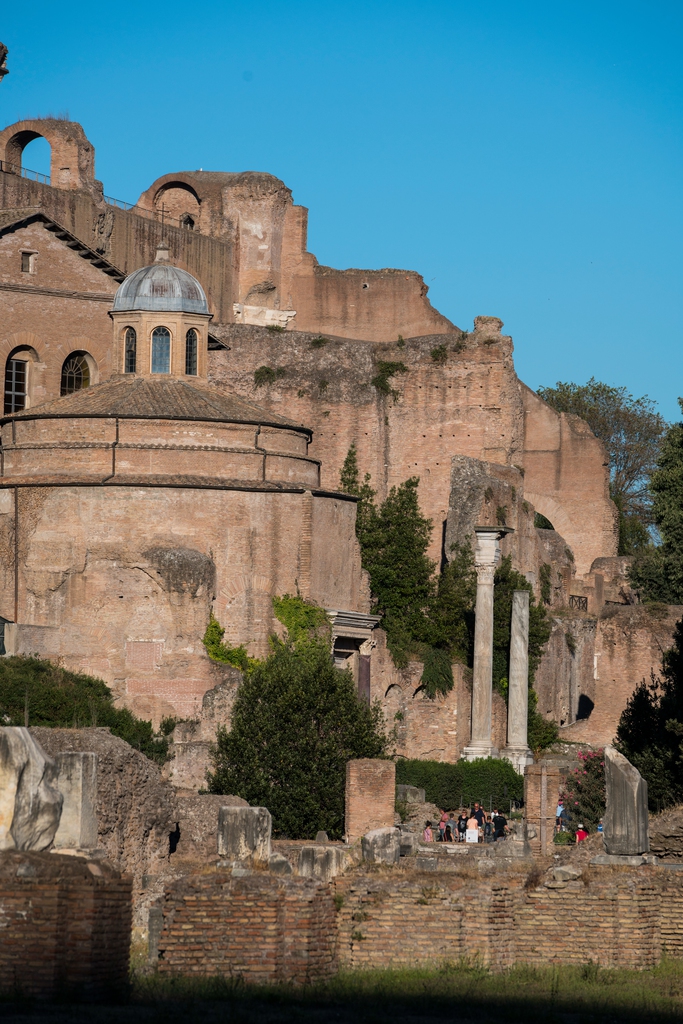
[53,752,98,850]
[502,590,533,773]
[603,745,649,855]
[462,528,507,761]
[217,806,272,863]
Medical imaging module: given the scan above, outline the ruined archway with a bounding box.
[0,119,94,190]
[153,181,201,229]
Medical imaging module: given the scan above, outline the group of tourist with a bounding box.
[423,802,510,844]
[555,799,604,843]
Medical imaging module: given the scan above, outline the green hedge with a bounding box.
[395,757,523,810]
[0,656,173,764]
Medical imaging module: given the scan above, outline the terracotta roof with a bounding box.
[0,211,125,280]
[3,375,311,433]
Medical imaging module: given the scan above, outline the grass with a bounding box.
[4,961,683,1022]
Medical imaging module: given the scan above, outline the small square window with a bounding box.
[21,252,36,273]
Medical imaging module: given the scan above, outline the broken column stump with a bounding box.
[217,805,272,862]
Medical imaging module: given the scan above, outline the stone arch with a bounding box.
[153,181,201,227]
[524,492,575,545]
[0,119,95,191]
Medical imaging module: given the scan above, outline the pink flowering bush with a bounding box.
[560,749,605,833]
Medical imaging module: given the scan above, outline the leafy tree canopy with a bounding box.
[206,626,388,839]
[616,615,683,808]
[0,656,173,764]
[630,402,683,603]
[537,378,666,554]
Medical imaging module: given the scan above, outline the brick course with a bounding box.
[345,759,396,843]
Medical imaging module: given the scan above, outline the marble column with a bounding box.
[502,590,533,773]
[461,528,504,761]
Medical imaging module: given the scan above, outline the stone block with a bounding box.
[399,829,420,857]
[268,853,293,875]
[590,854,647,867]
[603,745,649,856]
[298,845,350,881]
[415,855,438,871]
[396,784,426,804]
[217,806,272,862]
[53,752,98,850]
[361,827,400,865]
[345,759,395,843]
[0,727,62,852]
[553,865,581,881]
[315,831,329,843]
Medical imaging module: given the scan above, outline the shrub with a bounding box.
[266,323,285,333]
[561,749,605,832]
[370,361,408,400]
[430,345,448,364]
[207,639,388,839]
[0,656,171,764]
[202,612,253,672]
[553,830,574,845]
[254,365,285,387]
[310,336,328,348]
[395,757,523,809]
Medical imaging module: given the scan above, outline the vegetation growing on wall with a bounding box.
[202,613,254,672]
[430,344,448,364]
[254,365,286,387]
[370,361,408,400]
[0,656,173,764]
[207,612,388,839]
[339,447,554,747]
[395,757,523,809]
[617,616,683,808]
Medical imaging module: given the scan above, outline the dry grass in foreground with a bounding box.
[3,959,683,1023]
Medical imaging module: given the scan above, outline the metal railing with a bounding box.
[569,594,588,612]
[0,159,51,185]
[102,195,188,229]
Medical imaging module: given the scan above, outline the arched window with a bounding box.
[185,328,198,376]
[151,327,171,374]
[60,352,91,396]
[124,327,137,373]
[180,214,195,230]
[4,356,27,413]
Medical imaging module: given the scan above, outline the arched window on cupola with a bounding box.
[185,328,198,376]
[124,327,137,373]
[151,327,171,374]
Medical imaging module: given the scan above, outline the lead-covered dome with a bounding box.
[112,256,209,314]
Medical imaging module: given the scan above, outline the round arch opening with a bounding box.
[60,351,97,396]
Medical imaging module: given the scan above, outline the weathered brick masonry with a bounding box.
[154,865,683,979]
[0,850,132,999]
[157,871,337,983]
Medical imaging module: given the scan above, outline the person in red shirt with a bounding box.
[575,824,589,842]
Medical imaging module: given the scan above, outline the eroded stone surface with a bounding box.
[217,805,272,862]
[361,827,400,865]
[0,727,62,852]
[604,745,649,856]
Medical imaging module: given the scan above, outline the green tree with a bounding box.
[206,638,388,839]
[537,378,665,554]
[339,443,378,548]
[616,616,683,808]
[561,749,606,832]
[629,401,683,603]
[0,656,172,764]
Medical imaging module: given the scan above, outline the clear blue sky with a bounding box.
[2,1,682,420]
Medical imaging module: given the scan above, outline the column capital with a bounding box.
[473,526,513,571]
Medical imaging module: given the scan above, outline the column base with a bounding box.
[460,744,499,762]
[501,746,533,773]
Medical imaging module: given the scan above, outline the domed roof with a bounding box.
[112,251,209,314]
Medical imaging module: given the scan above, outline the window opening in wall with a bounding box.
[124,327,137,373]
[180,215,194,230]
[0,617,7,656]
[151,327,171,374]
[21,251,36,273]
[4,358,27,413]
[60,352,91,396]
[185,328,198,375]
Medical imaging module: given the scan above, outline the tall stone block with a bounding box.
[53,752,98,850]
[603,745,649,856]
[345,759,395,843]
[524,762,562,856]
[502,591,533,772]
[0,727,62,852]
[217,806,272,862]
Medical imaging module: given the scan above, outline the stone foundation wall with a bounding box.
[0,850,131,999]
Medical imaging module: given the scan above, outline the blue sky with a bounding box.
[2,1,682,419]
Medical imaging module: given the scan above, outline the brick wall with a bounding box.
[157,871,337,983]
[345,759,396,842]
[524,763,564,856]
[0,850,131,999]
